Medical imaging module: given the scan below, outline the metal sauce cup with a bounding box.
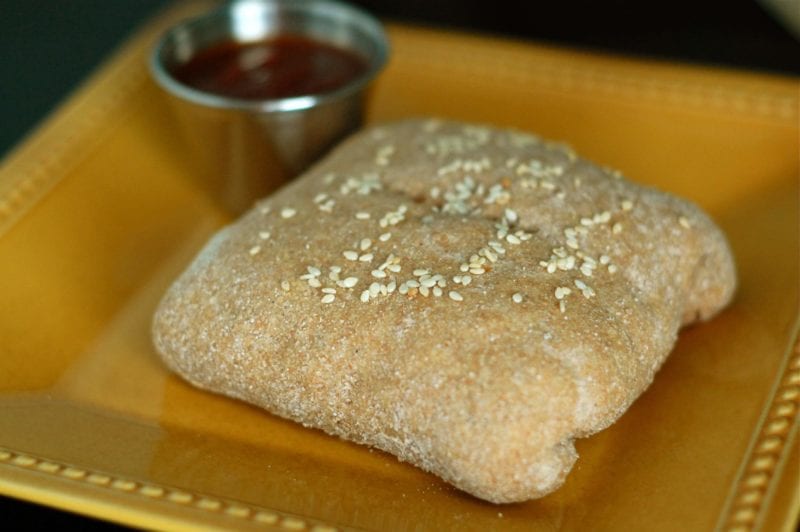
[150,0,389,214]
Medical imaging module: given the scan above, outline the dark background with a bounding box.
[1,0,798,528]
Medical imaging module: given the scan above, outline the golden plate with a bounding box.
[0,2,798,530]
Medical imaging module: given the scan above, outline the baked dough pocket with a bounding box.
[153,118,736,503]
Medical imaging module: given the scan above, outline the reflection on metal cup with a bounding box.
[150,0,389,214]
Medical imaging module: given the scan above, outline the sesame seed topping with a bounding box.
[449,291,463,301]
[512,292,524,303]
[559,300,567,313]
[413,269,429,277]
[379,232,392,242]
[386,264,402,273]
[355,212,371,220]
[461,275,472,285]
[506,234,521,245]
[621,200,633,211]
[419,285,430,297]
[341,277,359,288]
[360,290,370,302]
[343,250,359,261]
[249,245,261,256]
[398,283,409,295]
[308,278,322,288]
[371,269,387,279]
[608,264,618,274]
[258,231,271,240]
[359,238,372,251]
[406,279,420,288]
[433,286,443,297]
[504,208,518,224]
[307,266,321,276]
[679,216,692,229]
[580,264,594,277]
[281,207,296,219]
[555,286,572,300]
[600,255,611,265]
[280,280,290,291]
[358,253,373,262]
[321,288,337,294]
[612,222,623,234]
[421,277,437,288]
[321,294,336,304]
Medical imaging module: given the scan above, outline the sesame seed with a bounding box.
[380,284,388,296]
[621,200,633,211]
[379,232,392,242]
[580,264,594,277]
[249,245,261,256]
[399,283,409,295]
[330,265,342,273]
[321,288,337,294]
[470,267,486,275]
[555,287,572,300]
[369,282,381,296]
[419,286,430,297]
[387,264,402,273]
[505,208,518,224]
[387,280,397,293]
[308,278,322,288]
[371,270,387,278]
[512,292,523,303]
[355,212,371,220]
[321,294,335,304]
[506,234,521,245]
[258,231,271,240]
[459,264,470,272]
[358,253,373,262]
[580,217,594,227]
[559,300,567,313]
[449,291,464,301]
[566,238,579,250]
[307,266,321,276]
[679,216,692,229]
[608,264,618,274]
[360,290,370,302]
[546,263,557,274]
[281,207,296,219]
[421,277,437,288]
[360,238,372,251]
[343,250,359,261]
[413,269,429,277]
[600,255,611,265]
[341,277,359,288]
[461,275,472,285]
[281,280,290,291]
[433,286,443,297]
[612,223,623,234]
[406,280,420,288]
[574,279,587,290]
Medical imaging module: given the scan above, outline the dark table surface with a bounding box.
[1,0,798,529]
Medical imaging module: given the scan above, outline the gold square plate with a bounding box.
[0,2,798,530]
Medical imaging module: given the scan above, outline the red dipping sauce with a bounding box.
[169,35,370,100]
